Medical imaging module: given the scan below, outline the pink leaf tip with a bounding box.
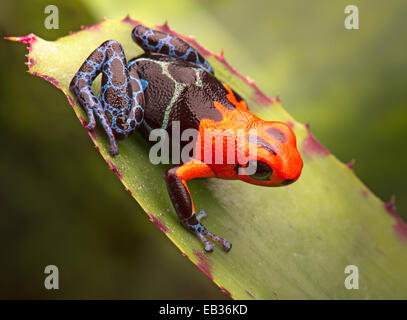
[347,159,356,169]
[302,122,330,158]
[384,195,407,242]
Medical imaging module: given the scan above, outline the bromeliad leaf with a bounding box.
[7,17,407,299]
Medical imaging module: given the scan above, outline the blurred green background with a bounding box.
[0,0,406,299]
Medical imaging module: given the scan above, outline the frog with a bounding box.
[70,24,303,252]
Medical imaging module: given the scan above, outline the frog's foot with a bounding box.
[187,218,232,253]
[164,163,230,252]
[83,103,119,156]
[108,139,119,156]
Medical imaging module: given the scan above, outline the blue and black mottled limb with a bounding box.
[70,40,145,156]
[132,25,214,74]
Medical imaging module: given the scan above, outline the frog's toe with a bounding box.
[206,230,232,252]
[86,121,96,131]
[197,209,208,222]
[109,144,120,157]
[222,240,232,252]
[194,229,213,252]
[191,222,232,253]
[205,243,214,252]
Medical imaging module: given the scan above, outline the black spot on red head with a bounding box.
[248,135,277,154]
[267,127,286,143]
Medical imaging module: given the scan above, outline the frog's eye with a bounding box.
[250,160,273,181]
[235,160,273,180]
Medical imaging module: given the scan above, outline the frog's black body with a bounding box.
[133,53,235,143]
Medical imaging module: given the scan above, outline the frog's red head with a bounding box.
[235,121,303,187]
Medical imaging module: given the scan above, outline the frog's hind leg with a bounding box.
[70,40,144,156]
[132,25,213,74]
[165,161,232,253]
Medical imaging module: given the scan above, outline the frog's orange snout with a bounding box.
[273,122,303,185]
[280,144,303,185]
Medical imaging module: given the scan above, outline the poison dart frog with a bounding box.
[70,25,303,252]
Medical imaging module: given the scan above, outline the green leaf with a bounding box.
[7,17,407,299]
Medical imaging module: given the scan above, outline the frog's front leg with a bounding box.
[70,40,144,156]
[165,160,232,252]
[132,25,213,74]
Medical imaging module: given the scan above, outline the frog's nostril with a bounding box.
[282,179,295,185]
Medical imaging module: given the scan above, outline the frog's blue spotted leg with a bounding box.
[70,40,145,156]
[132,25,214,74]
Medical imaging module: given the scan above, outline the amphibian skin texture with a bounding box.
[70,25,303,252]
